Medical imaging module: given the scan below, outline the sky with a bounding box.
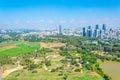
[0,0,120,29]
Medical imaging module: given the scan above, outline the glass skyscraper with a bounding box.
[59,25,62,35]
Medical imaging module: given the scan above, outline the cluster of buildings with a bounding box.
[82,24,107,38]
[21,30,58,38]
[58,25,81,36]
[0,24,120,40]
[82,24,120,40]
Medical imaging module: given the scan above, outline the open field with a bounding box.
[101,61,120,80]
[0,41,40,57]
[40,42,66,48]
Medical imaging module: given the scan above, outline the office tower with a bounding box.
[94,29,97,38]
[83,27,86,37]
[87,28,93,37]
[88,26,91,29]
[59,25,62,35]
[102,24,106,31]
[102,24,106,33]
[94,24,101,38]
[95,24,99,29]
[94,29,101,38]
[86,26,93,37]
[100,29,102,38]
[97,29,101,38]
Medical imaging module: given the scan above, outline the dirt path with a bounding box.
[91,71,100,77]
[2,65,22,78]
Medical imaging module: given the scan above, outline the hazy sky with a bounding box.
[0,0,120,29]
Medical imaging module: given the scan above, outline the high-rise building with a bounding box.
[83,27,86,37]
[95,24,99,29]
[94,24,101,38]
[87,28,93,37]
[59,25,62,35]
[102,24,106,31]
[94,24,103,38]
[94,29,97,38]
[100,29,102,38]
[88,26,91,29]
[102,24,106,33]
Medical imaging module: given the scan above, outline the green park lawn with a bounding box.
[0,41,40,57]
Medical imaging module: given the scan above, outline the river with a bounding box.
[101,61,120,80]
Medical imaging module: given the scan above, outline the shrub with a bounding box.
[45,60,51,66]
[74,68,81,72]
[32,70,38,73]
[51,69,56,72]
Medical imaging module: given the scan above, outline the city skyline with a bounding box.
[0,0,120,29]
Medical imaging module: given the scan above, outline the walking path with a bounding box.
[2,65,22,78]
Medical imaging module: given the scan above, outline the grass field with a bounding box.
[40,42,66,48]
[0,41,40,57]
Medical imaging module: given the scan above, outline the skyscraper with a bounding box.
[87,28,93,37]
[95,24,99,29]
[59,25,62,35]
[88,26,91,29]
[83,27,86,37]
[94,29,101,38]
[100,29,102,38]
[102,24,106,33]
[94,24,101,38]
[94,29,97,38]
[102,24,106,31]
